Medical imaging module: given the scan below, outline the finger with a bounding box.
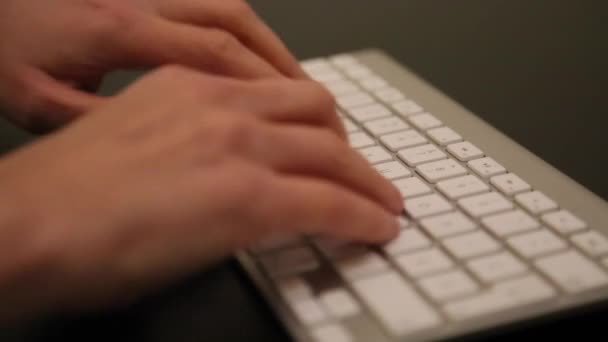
[227,78,346,139]
[265,175,401,244]
[116,14,281,79]
[9,66,105,133]
[235,121,402,214]
[157,0,308,79]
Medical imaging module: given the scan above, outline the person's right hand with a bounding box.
[0,66,403,320]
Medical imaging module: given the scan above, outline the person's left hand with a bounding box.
[0,0,307,132]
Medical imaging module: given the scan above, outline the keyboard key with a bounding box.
[301,59,333,74]
[383,227,431,256]
[437,174,490,199]
[571,231,608,257]
[324,80,360,97]
[343,65,373,79]
[467,252,527,283]
[373,161,411,180]
[312,324,353,342]
[364,116,409,136]
[374,87,405,103]
[458,192,514,217]
[341,117,359,133]
[337,91,376,109]
[490,173,531,196]
[277,276,313,304]
[442,230,501,259]
[482,210,540,237]
[348,103,392,122]
[420,211,477,239]
[359,146,393,164]
[348,132,375,148]
[427,126,463,146]
[416,159,468,183]
[419,270,479,302]
[395,248,453,278]
[291,298,329,325]
[468,157,506,178]
[405,193,453,218]
[392,100,423,116]
[380,130,427,151]
[541,210,587,235]
[536,251,608,293]
[259,246,320,277]
[319,288,361,319]
[447,141,484,162]
[407,113,442,130]
[311,71,344,84]
[444,275,555,321]
[515,191,558,215]
[329,54,359,67]
[507,229,567,259]
[334,251,390,281]
[352,272,440,336]
[358,76,388,91]
[398,144,447,166]
[393,177,432,198]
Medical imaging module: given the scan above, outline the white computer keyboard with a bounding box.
[236,50,608,342]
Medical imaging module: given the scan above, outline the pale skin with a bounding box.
[0,0,403,321]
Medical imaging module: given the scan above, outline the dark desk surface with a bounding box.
[1,1,607,341]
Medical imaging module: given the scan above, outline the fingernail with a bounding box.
[390,188,405,213]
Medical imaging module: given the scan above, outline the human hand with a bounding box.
[0,0,307,132]
[0,66,402,319]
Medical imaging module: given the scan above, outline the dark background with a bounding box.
[1,1,607,341]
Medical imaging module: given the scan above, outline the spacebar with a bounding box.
[352,271,440,336]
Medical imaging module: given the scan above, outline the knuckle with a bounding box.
[207,29,240,60]
[211,117,256,152]
[84,0,137,42]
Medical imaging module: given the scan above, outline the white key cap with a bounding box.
[325,80,360,97]
[482,210,540,237]
[352,272,440,336]
[348,132,375,148]
[301,59,332,74]
[373,161,411,180]
[420,212,476,239]
[259,246,319,277]
[467,252,527,282]
[334,251,390,281]
[407,113,442,130]
[359,76,388,91]
[444,275,555,321]
[395,248,453,278]
[416,159,468,183]
[380,130,427,151]
[541,210,587,234]
[427,127,463,146]
[392,100,423,116]
[405,193,453,219]
[571,231,608,257]
[329,54,359,67]
[458,192,513,217]
[337,92,376,109]
[393,177,432,198]
[419,270,479,302]
[468,157,507,178]
[364,117,409,136]
[536,251,608,293]
[319,288,360,319]
[490,173,531,196]
[507,229,567,258]
[343,65,373,79]
[437,175,490,199]
[398,144,447,166]
[383,227,431,256]
[359,146,393,164]
[291,298,328,325]
[341,117,358,133]
[443,230,500,259]
[348,103,391,122]
[312,324,353,342]
[311,71,344,84]
[277,276,313,303]
[374,87,405,103]
[447,141,484,162]
[515,191,558,215]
